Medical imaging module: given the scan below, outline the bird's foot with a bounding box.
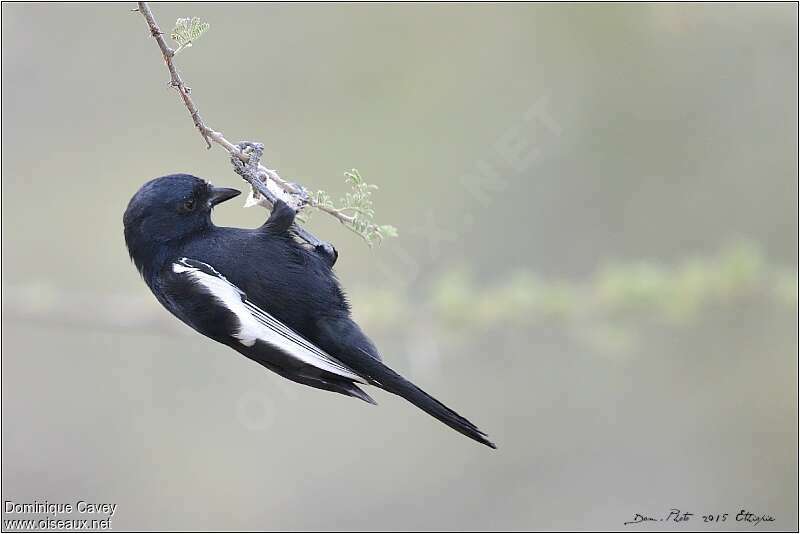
[233,142,265,176]
[314,241,338,266]
[288,182,310,212]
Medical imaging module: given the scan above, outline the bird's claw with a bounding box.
[231,143,260,178]
[288,182,310,211]
[314,241,339,266]
[230,154,246,174]
[236,142,264,172]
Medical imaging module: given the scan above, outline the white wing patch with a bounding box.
[172,258,365,383]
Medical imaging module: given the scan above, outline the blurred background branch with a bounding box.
[4,241,794,356]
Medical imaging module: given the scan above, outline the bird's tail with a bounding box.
[357,352,496,449]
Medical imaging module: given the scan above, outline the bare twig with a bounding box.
[137,2,211,148]
[135,1,379,245]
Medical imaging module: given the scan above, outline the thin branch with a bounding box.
[136,1,372,244]
[137,2,211,148]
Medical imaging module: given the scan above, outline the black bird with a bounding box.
[123,173,495,448]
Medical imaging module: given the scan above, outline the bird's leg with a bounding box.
[281,182,335,264]
[287,182,310,210]
[234,141,265,175]
[230,141,276,205]
[230,141,338,264]
[314,242,338,267]
[264,198,338,264]
[262,198,297,234]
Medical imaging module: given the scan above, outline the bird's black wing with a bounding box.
[160,257,367,385]
[159,257,495,447]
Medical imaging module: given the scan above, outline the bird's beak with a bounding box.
[208,186,241,207]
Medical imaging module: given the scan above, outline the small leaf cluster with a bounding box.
[170,17,210,54]
[309,169,398,246]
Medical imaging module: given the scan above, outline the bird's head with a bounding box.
[123,174,240,260]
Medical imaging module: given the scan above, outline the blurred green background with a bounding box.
[2,2,797,531]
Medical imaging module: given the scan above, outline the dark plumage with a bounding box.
[124,173,495,448]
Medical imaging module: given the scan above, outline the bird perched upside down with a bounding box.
[123,173,495,448]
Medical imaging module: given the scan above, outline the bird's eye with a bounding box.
[179,199,196,213]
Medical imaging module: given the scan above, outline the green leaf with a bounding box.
[377,225,398,237]
[307,168,398,246]
[170,17,210,54]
